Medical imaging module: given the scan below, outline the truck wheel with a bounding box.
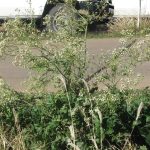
[47,4,76,32]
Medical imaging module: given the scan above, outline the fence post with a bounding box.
[137,0,141,29]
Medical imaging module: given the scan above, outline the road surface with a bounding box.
[0,38,150,91]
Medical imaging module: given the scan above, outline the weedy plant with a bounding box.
[1,2,150,150]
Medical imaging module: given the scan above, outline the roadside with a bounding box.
[1,38,150,92]
[0,38,120,92]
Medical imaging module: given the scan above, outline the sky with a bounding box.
[112,0,150,16]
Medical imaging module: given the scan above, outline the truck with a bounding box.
[0,0,114,31]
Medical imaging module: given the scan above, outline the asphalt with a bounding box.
[0,38,150,92]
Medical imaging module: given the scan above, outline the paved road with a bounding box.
[0,38,150,91]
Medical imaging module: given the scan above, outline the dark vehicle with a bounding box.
[0,0,114,31]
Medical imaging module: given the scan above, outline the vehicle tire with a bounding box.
[47,4,77,32]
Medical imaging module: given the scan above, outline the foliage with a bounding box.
[0,18,87,94]
[1,3,150,150]
[0,80,150,149]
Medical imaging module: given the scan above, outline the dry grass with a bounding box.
[108,18,136,33]
[0,127,26,150]
[0,26,5,32]
[0,109,26,150]
[108,17,150,35]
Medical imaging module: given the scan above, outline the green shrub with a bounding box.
[1,84,150,149]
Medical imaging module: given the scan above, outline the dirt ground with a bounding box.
[0,38,150,92]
